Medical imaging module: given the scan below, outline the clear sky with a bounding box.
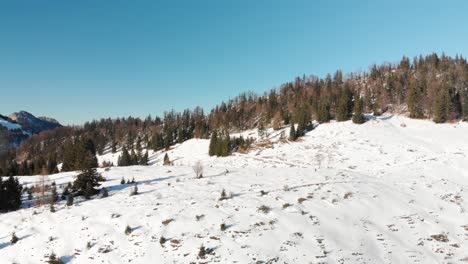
[1,0,467,124]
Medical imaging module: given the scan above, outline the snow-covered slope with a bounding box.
[1,115,467,263]
[0,116,22,131]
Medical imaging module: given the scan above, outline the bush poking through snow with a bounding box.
[258,205,271,214]
[159,236,167,246]
[297,197,307,204]
[283,185,290,191]
[11,232,18,244]
[198,244,206,258]
[282,203,292,209]
[46,252,64,264]
[162,218,174,226]
[125,225,132,235]
[344,192,353,199]
[260,190,267,196]
[220,223,227,231]
[219,189,229,201]
[120,178,125,185]
[50,204,56,213]
[195,215,205,221]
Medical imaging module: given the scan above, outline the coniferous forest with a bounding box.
[1,53,468,178]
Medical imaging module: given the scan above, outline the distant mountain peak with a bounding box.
[0,111,62,152]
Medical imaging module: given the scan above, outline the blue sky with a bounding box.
[1,0,467,124]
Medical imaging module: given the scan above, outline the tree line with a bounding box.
[2,53,468,175]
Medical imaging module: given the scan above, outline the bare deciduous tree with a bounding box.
[193,161,203,179]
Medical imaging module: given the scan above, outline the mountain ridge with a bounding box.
[0,111,62,152]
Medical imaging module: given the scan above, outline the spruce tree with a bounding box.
[337,90,352,121]
[118,146,131,166]
[317,100,331,123]
[66,193,74,206]
[46,252,64,264]
[407,84,424,119]
[140,151,149,165]
[352,96,365,124]
[462,88,468,121]
[11,232,18,244]
[163,153,171,166]
[289,123,296,141]
[72,156,101,199]
[434,89,449,123]
[101,187,109,198]
[208,130,218,156]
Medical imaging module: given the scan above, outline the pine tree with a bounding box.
[208,130,218,156]
[125,225,132,235]
[130,149,137,165]
[101,187,109,198]
[462,88,468,121]
[198,244,206,258]
[118,146,131,166]
[317,100,331,123]
[337,89,352,121]
[66,193,74,206]
[140,151,149,165]
[10,232,18,244]
[289,123,296,141]
[0,176,22,212]
[72,156,101,199]
[434,89,449,123]
[407,81,424,119]
[163,153,171,165]
[46,252,64,264]
[352,96,365,124]
[120,177,125,185]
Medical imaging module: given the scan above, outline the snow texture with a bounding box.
[1,115,467,263]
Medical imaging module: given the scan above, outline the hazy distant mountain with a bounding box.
[0,111,61,152]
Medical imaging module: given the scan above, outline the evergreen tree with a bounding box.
[407,82,424,119]
[46,252,64,264]
[163,153,171,166]
[66,193,74,206]
[125,225,132,235]
[140,151,149,165]
[130,149,137,165]
[352,96,365,124]
[317,100,331,123]
[118,146,131,166]
[289,123,296,141]
[462,88,468,121]
[337,89,352,121]
[0,176,22,212]
[434,89,450,123]
[10,232,18,244]
[72,156,101,199]
[208,130,218,156]
[101,187,109,198]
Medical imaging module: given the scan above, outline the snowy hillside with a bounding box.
[1,115,467,263]
[0,117,23,131]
